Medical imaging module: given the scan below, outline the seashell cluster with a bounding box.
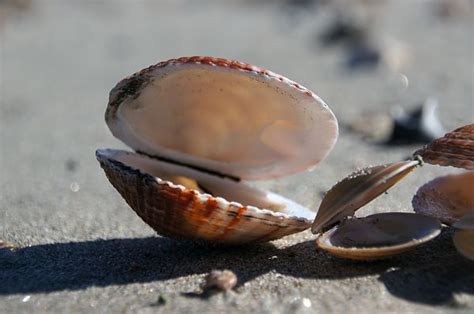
[201,270,238,292]
[97,56,472,261]
[411,124,474,260]
[97,56,338,244]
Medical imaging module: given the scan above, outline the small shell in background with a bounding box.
[201,270,238,293]
[414,124,474,170]
[412,171,474,225]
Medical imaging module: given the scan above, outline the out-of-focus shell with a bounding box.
[414,124,474,170]
[453,212,474,261]
[412,171,474,225]
[97,149,315,244]
[316,213,441,260]
[312,160,421,234]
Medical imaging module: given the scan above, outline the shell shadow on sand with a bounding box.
[1,229,472,305]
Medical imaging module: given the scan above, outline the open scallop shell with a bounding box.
[414,124,474,170]
[98,56,338,244]
[316,213,441,260]
[412,171,474,225]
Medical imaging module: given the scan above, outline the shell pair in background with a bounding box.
[312,124,474,260]
[97,56,338,245]
[412,124,474,260]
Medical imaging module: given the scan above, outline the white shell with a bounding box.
[96,149,315,244]
[452,213,474,261]
[414,124,474,170]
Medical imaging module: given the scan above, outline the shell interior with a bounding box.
[412,171,474,225]
[106,57,338,181]
[316,213,442,260]
[312,160,421,233]
[102,149,314,220]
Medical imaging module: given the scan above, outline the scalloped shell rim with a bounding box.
[95,148,313,226]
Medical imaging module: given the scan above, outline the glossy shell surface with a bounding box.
[414,124,474,170]
[412,171,474,225]
[106,56,338,181]
[316,213,442,260]
[312,160,420,233]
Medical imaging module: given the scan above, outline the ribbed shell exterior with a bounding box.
[414,124,474,170]
[96,150,312,244]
